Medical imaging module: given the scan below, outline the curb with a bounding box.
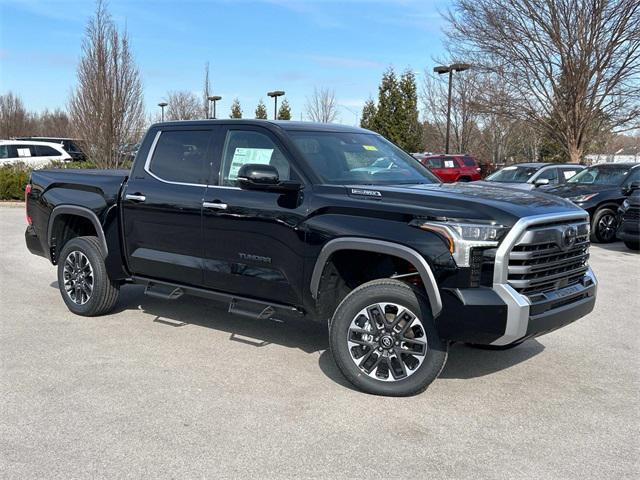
[0,202,25,208]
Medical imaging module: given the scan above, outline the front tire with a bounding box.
[624,240,640,250]
[329,279,448,396]
[57,236,120,316]
[590,208,618,243]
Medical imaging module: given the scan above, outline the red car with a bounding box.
[419,154,482,182]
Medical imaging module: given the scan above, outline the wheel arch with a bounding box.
[310,237,442,318]
[47,206,108,262]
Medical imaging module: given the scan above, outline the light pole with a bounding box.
[433,63,471,154]
[158,102,168,122]
[208,95,222,119]
[267,90,285,120]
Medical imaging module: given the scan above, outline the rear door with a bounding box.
[200,125,308,305]
[121,126,221,286]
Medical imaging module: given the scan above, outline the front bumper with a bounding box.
[437,267,597,345]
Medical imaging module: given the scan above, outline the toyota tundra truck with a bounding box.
[25,120,597,396]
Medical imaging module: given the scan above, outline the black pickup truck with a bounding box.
[25,120,598,396]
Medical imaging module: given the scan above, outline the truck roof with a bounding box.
[151,119,371,134]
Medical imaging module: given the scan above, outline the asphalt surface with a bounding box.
[1,205,639,479]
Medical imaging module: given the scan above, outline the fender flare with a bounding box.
[47,205,109,257]
[310,237,442,318]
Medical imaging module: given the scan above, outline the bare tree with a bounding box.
[305,87,339,123]
[202,61,211,118]
[446,0,640,163]
[35,109,72,137]
[0,92,34,138]
[68,0,145,168]
[421,71,480,153]
[165,91,201,120]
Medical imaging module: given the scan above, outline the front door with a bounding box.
[122,126,220,286]
[201,126,308,306]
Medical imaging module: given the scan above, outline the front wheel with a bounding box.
[624,240,640,251]
[329,279,448,396]
[57,236,120,316]
[590,208,618,243]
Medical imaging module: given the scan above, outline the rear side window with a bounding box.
[35,145,61,157]
[462,157,476,167]
[560,168,580,181]
[148,130,210,184]
[0,145,8,159]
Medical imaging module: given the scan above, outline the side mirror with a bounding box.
[533,178,550,187]
[623,180,640,194]
[237,163,301,192]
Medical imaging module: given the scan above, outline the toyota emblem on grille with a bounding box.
[562,226,578,249]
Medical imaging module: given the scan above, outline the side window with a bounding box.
[35,145,61,157]
[443,157,456,168]
[560,168,580,181]
[537,168,559,183]
[148,130,210,184]
[15,145,33,157]
[462,157,476,167]
[220,130,292,186]
[427,158,443,168]
[0,145,8,159]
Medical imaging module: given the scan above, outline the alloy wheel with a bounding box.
[62,251,94,305]
[597,213,617,241]
[347,303,427,382]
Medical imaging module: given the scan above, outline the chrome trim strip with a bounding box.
[202,202,228,210]
[490,211,590,346]
[142,130,240,190]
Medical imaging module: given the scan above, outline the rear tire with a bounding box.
[624,240,640,250]
[329,279,448,396]
[590,208,617,243]
[57,236,119,316]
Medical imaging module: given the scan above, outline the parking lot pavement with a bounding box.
[1,205,639,480]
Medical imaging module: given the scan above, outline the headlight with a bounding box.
[568,193,598,203]
[621,199,630,209]
[413,220,510,267]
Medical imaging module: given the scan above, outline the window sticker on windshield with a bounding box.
[563,170,577,180]
[444,160,455,168]
[17,148,31,157]
[363,145,378,151]
[228,147,273,180]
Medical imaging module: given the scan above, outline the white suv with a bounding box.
[0,140,72,168]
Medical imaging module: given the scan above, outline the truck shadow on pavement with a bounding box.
[51,282,546,385]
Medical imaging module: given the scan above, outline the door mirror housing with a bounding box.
[533,178,550,187]
[623,180,640,194]
[237,163,301,192]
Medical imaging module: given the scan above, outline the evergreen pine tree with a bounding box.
[360,98,377,130]
[255,99,268,119]
[373,67,404,145]
[229,98,243,118]
[398,69,423,152]
[277,99,292,120]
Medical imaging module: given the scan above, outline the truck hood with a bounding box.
[343,182,583,227]
[539,183,620,198]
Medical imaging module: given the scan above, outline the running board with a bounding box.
[132,276,303,323]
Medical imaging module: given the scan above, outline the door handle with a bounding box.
[125,194,146,202]
[203,201,228,210]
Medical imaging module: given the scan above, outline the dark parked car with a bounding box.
[25,120,597,397]
[15,137,86,161]
[617,189,640,250]
[542,163,640,243]
[482,163,584,191]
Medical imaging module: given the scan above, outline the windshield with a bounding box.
[486,165,539,183]
[289,131,440,185]
[568,165,631,185]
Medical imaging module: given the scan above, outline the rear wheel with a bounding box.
[590,208,618,243]
[329,279,448,396]
[57,236,119,316]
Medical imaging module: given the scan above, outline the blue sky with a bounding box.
[0,0,450,124]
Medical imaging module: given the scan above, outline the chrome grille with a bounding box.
[507,222,590,296]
